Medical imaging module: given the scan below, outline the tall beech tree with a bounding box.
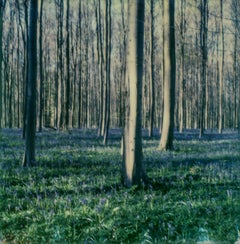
[96,0,105,136]
[179,0,186,133]
[55,0,64,130]
[18,0,28,138]
[218,0,224,134]
[122,0,147,187]
[78,3,84,128]
[38,0,44,132]
[103,0,111,145]
[0,0,6,129]
[65,0,71,130]
[199,0,208,137]
[159,0,176,150]
[148,0,155,137]
[22,0,38,167]
[119,0,127,128]
[231,0,240,131]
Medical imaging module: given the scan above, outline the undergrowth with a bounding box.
[0,128,240,243]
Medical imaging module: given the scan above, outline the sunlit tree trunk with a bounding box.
[122,0,147,187]
[159,0,176,150]
[22,0,38,167]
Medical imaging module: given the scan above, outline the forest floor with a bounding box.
[0,128,240,243]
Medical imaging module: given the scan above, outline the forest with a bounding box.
[1,0,240,243]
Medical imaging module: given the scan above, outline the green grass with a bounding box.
[0,128,240,243]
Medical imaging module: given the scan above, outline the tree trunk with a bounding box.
[119,0,127,128]
[0,1,5,129]
[16,16,21,128]
[54,0,64,130]
[22,0,28,138]
[230,0,240,131]
[38,0,44,132]
[96,0,105,136]
[22,0,38,167]
[65,0,71,130]
[77,0,82,128]
[199,0,208,138]
[58,0,65,130]
[159,0,176,150]
[103,0,111,145]
[148,0,155,138]
[218,0,224,134]
[122,0,147,187]
[179,0,186,133]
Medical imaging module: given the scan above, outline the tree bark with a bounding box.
[122,0,147,187]
[54,0,64,129]
[159,0,176,150]
[199,0,208,138]
[218,0,224,134]
[0,0,5,129]
[179,0,186,133]
[22,0,29,138]
[148,0,155,138]
[77,0,82,129]
[96,0,105,136]
[38,0,44,132]
[103,0,111,145]
[22,0,38,167]
[230,0,240,131]
[65,0,71,130]
[58,0,65,130]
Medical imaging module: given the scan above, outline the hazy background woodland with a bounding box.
[1,0,240,132]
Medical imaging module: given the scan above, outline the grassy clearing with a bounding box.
[0,128,240,243]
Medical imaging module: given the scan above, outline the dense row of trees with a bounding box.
[0,0,240,184]
[1,0,240,133]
